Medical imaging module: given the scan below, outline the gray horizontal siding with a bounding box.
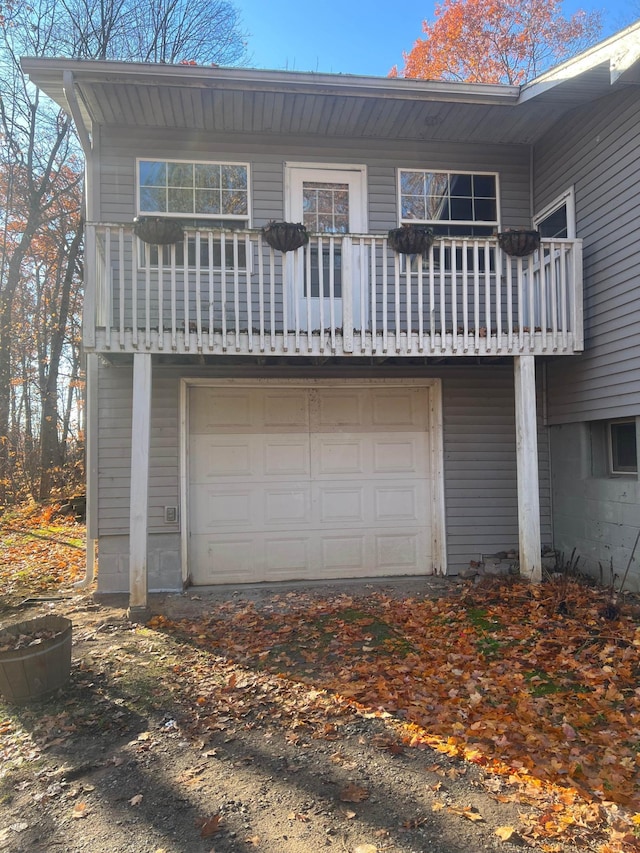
[534,86,640,422]
[97,125,531,232]
[96,360,551,575]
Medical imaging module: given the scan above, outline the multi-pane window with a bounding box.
[399,170,498,237]
[302,182,349,233]
[138,160,249,220]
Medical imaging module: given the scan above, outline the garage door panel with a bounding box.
[371,389,427,428]
[188,384,435,584]
[314,438,364,476]
[375,530,429,571]
[190,535,261,585]
[318,486,365,524]
[263,438,310,477]
[263,391,309,429]
[264,487,312,525]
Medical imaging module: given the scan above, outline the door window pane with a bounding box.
[302,182,349,233]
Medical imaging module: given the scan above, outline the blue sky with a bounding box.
[234,1,637,77]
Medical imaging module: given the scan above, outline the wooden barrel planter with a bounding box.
[388,225,434,255]
[261,221,309,252]
[133,217,184,245]
[0,615,72,704]
[497,230,541,257]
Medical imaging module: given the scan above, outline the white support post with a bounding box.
[514,355,542,583]
[128,352,152,620]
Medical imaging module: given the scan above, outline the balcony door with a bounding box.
[286,164,367,331]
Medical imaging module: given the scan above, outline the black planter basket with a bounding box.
[262,221,309,252]
[497,230,541,257]
[388,225,434,255]
[133,217,184,245]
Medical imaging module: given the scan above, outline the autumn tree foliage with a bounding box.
[0,0,247,504]
[393,0,602,84]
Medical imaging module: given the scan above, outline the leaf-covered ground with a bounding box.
[151,580,640,851]
[0,507,639,852]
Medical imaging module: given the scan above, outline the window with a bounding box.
[398,170,499,237]
[534,187,576,239]
[609,419,638,474]
[137,159,250,221]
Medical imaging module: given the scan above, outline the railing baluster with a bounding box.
[439,244,446,353]
[527,254,535,352]
[484,241,491,353]
[451,239,457,353]
[406,251,412,354]
[506,251,513,352]
[382,238,388,353]
[182,233,189,351]
[495,242,502,353]
[462,239,468,353]
[329,238,336,353]
[370,238,377,354]
[394,253,401,353]
[208,232,214,351]
[118,228,125,348]
[428,243,435,353]
[104,227,111,349]
[360,237,366,353]
[294,246,301,353]
[245,234,253,353]
[417,250,423,352]
[156,240,163,350]
[311,238,319,352]
[341,236,353,353]
[130,230,138,349]
[220,232,227,351]
[318,239,325,353]
[540,244,547,353]
[233,234,241,352]
[269,243,276,352]
[170,243,177,350]
[473,242,480,354]
[195,231,202,350]
[517,256,524,352]
[258,235,265,353]
[282,251,289,353]
[145,241,151,349]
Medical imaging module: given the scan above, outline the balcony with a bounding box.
[84,224,583,358]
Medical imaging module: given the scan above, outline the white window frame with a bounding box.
[608,418,638,475]
[136,157,252,224]
[397,168,501,232]
[533,186,576,238]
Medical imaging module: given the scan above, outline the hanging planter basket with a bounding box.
[261,221,309,253]
[133,217,184,245]
[497,229,541,257]
[0,615,72,704]
[388,225,434,255]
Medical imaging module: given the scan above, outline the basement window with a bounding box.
[609,419,638,475]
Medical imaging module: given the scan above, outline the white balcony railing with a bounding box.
[84,224,583,357]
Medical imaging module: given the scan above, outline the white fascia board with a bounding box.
[520,20,640,103]
[21,56,520,106]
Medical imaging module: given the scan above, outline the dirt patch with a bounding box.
[0,577,638,853]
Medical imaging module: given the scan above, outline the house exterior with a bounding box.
[22,23,640,616]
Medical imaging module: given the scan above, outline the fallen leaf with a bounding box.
[197,814,223,838]
[354,845,377,853]
[72,802,88,819]
[245,835,260,846]
[287,812,310,822]
[495,826,517,841]
[339,784,370,803]
[448,806,484,822]
[129,793,144,806]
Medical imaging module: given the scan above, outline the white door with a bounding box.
[286,166,367,330]
[188,383,434,584]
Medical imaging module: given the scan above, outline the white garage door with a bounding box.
[188,384,433,584]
